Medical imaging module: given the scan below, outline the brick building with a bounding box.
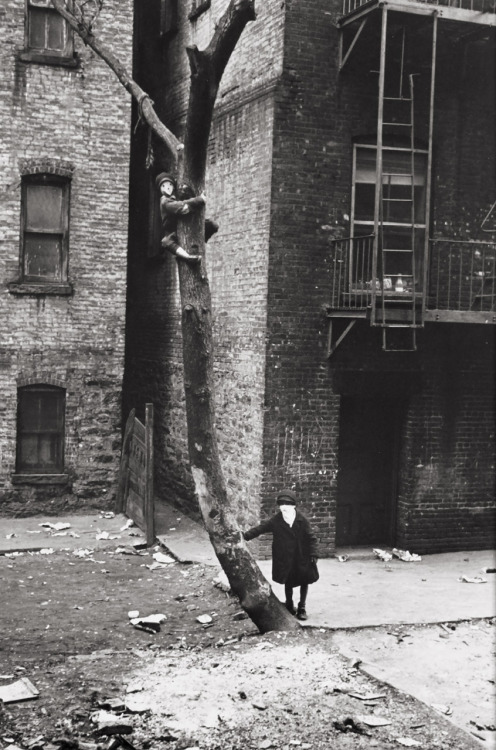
[0,0,133,515]
[127,0,495,555]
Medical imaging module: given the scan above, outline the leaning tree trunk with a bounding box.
[175,0,298,633]
[51,0,299,633]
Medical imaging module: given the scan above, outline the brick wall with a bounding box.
[126,0,285,526]
[260,0,495,555]
[0,0,132,515]
[126,0,495,555]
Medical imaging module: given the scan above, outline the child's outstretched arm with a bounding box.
[243,517,274,541]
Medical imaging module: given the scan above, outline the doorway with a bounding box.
[336,396,404,547]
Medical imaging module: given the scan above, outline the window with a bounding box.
[351,144,428,285]
[23,0,74,63]
[16,385,65,474]
[20,174,70,284]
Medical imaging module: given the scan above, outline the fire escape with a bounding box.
[327,0,496,354]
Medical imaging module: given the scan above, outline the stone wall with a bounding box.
[0,0,132,515]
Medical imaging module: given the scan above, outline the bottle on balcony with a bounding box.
[395,275,404,293]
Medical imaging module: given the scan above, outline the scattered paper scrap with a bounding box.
[0,677,39,704]
[196,614,213,624]
[153,551,175,564]
[374,548,393,562]
[120,519,134,531]
[39,549,54,555]
[337,554,349,562]
[213,572,230,592]
[392,548,421,562]
[458,575,487,584]
[128,610,140,619]
[40,522,71,532]
[396,739,422,747]
[96,531,121,541]
[349,692,386,701]
[130,613,166,633]
[6,533,16,539]
[431,703,453,716]
[359,715,392,727]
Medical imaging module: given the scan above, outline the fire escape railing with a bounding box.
[429,239,496,311]
[329,236,496,312]
[342,0,496,16]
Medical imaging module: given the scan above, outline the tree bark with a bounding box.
[52,0,300,633]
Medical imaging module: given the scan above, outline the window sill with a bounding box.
[11,474,69,486]
[188,0,211,20]
[8,282,73,296]
[18,50,78,68]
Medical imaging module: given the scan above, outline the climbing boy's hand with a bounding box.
[311,557,318,564]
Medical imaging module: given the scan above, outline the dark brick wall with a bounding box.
[126,0,495,555]
[0,0,132,516]
[126,0,285,525]
[260,0,495,555]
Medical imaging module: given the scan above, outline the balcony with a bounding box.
[328,235,496,322]
[340,0,496,25]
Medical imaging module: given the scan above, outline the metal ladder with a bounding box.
[372,22,419,352]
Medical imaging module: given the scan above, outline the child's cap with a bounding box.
[156,172,176,190]
[277,490,297,506]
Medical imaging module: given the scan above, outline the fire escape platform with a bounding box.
[339,0,496,27]
[326,306,496,324]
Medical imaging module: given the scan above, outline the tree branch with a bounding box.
[183,0,256,187]
[50,0,183,162]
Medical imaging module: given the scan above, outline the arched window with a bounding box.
[16,385,65,474]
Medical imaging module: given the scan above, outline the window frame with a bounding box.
[19,173,71,287]
[15,384,66,476]
[351,143,428,237]
[350,143,429,288]
[21,0,76,66]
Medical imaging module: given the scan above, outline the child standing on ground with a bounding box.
[243,490,319,620]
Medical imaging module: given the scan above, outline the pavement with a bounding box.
[2,504,494,747]
[2,503,494,629]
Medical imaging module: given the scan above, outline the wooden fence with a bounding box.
[117,403,155,546]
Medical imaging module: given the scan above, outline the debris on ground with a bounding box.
[120,519,134,531]
[373,548,393,562]
[333,717,368,735]
[40,522,71,532]
[392,548,422,562]
[152,551,175,564]
[129,613,166,633]
[459,575,487,584]
[359,714,392,727]
[431,703,453,715]
[396,737,422,747]
[213,571,230,592]
[196,614,213,624]
[91,711,133,735]
[337,554,349,562]
[0,677,39,703]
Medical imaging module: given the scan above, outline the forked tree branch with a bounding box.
[50,0,183,162]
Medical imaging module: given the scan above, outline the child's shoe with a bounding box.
[296,606,308,621]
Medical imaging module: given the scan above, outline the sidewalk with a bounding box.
[1,505,495,628]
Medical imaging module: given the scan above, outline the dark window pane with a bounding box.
[355,184,375,222]
[47,12,66,51]
[24,234,62,281]
[28,8,47,48]
[26,184,63,231]
[17,387,65,473]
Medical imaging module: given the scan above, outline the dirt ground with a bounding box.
[0,543,492,750]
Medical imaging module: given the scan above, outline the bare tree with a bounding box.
[51,0,300,633]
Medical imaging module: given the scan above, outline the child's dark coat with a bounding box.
[244,511,319,586]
